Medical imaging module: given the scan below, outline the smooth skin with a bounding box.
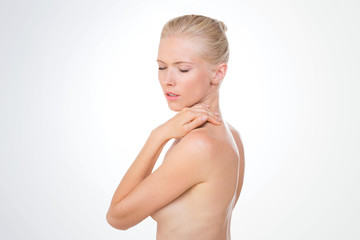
[106,35,245,240]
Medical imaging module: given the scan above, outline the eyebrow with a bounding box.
[156,59,194,65]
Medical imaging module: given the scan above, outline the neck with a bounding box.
[200,87,222,119]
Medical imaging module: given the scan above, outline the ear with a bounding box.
[211,62,227,85]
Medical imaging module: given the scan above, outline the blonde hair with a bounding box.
[161,14,229,65]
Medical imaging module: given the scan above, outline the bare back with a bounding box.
[151,122,245,240]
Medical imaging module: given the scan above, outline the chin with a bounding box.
[167,103,184,112]
[167,100,200,112]
[168,105,182,112]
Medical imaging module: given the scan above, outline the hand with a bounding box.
[156,103,222,140]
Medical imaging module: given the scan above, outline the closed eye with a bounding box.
[158,67,189,73]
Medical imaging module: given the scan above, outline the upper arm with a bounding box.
[108,131,213,229]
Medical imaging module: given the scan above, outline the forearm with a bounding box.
[109,128,169,205]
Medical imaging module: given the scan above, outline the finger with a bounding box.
[190,111,222,125]
[190,105,209,111]
[189,108,220,123]
[181,107,221,126]
[184,115,208,132]
[191,102,209,109]
[206,115,222,125]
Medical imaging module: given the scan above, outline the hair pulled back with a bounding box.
[161,14,229,65]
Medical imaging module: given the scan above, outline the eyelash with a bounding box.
[158,67,189,73]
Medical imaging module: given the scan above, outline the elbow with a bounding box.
[106,206,132,230]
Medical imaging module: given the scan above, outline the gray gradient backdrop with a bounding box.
[1,0,359,239]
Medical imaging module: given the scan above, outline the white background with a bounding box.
[1,0,359,239]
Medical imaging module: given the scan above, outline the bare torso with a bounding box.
[151,121,245,240]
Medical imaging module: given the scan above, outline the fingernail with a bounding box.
[214,112,219,116]
[201,116,208,121]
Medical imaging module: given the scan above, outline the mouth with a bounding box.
[165,91,180,100]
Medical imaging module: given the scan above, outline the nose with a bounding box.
[163,69,175,86]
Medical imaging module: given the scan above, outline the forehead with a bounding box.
[157,36,204,64]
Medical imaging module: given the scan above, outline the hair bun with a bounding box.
[218,21,227,32]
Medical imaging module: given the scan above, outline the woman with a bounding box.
[106,14,245,240]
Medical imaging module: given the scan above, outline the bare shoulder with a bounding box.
[165,127,220,166]
[226,122,244,152]
[185,127,218,146]
[172,127,219,158]
[161,127,220,183]
[226,122,241,140]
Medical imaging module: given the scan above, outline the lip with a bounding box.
[165,91,180,100]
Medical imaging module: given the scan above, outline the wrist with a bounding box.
[151,125,171,145]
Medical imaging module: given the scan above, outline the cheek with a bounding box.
[190,71,209,88]
[182,72,209,95]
